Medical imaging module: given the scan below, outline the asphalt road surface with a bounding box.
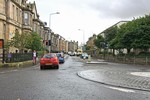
[0,55,150,100]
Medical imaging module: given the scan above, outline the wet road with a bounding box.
[0,55,150,100]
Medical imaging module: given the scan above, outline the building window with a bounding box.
[24,12,29,25]
[13,5,15,19]
[20,10,22,23]
[3,23,6,40]
[30,14,32,26]
[16,0,19,3]
[3,0,6,14]
[33,23,37,32]
[16,8,18,21]
[15,29,19,34]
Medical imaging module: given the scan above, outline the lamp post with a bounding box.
[78,29,85,45]
[78,29,85,51]
[49,12,60,53]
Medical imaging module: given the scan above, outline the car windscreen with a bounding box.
[56,54,61,57]
[43,54,55,58]
[82,53,88,56]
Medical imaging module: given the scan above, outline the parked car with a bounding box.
[56,53,65,63]
[80,53,88,59]
[69,51,75,56]
[40,53,59,69]
[68,51,71,55]
[76,49,82,56]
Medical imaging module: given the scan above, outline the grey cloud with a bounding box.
[88,0,150,19]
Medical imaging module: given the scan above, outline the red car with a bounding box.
[40,53,59,69]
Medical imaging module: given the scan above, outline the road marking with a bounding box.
[0,69,18,74]
[131,72,150,78]
[107,86,135,93]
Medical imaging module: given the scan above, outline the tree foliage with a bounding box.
[8,31,43,52]
[104,26,117,43]
[131,16,150,51]
[110,15,150,52]
[10,31,29,52]
[25,32,43,51]
[95,15,150,54]
[94,35,104,49]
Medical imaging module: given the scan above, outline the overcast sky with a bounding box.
[28,0,150,44]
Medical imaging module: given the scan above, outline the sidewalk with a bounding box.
[78,58,150,92]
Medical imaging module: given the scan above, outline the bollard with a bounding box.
[88,55,91,62]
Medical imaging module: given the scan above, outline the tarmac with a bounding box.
[78,59,150,92]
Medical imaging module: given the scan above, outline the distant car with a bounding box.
[40,53,59,69]
[76,49,82,56]
[80,53,88,59]
[56,53,65,63]
[69,52,75,56]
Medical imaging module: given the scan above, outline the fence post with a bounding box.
[133,56,135,65]
[146,57,148,65]
[124,55,126,63]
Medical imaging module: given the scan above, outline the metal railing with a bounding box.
[86,50,150,65]
[5,53,33,63]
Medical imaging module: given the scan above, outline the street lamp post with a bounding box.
[49,12,60,53]
[78,29,85,51]
[78,29,85,45]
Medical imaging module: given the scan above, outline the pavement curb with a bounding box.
[0,60,39,69]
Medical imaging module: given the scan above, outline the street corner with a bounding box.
[77,70,105,83]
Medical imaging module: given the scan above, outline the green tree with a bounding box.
[104,26,117,43]
[84,45,91,50]
[103,26,118,55]
[10,30,29,52]
[94,35,104,49]
[26,32,43,51]
[109,24,126,50]
[132,24,150,51]
[120,21,137,53]
[121,15,150,52]
[110,15,150,54]
[9,31,43,52]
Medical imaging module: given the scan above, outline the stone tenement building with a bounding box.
[0,0,76,53]
[86,34,97,50]
[0,0,47,52]
[68,41,78,52]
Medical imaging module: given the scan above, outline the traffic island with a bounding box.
[77,69,150,92]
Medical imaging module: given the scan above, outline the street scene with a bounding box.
[0,0,150,100]
[0,55,150,100]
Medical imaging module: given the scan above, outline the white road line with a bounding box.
[0,69,18,74]
[131,72,150,78]
[106,86,135,93]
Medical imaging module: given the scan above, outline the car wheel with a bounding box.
[55,65,59,69]
[40,66,44,70]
